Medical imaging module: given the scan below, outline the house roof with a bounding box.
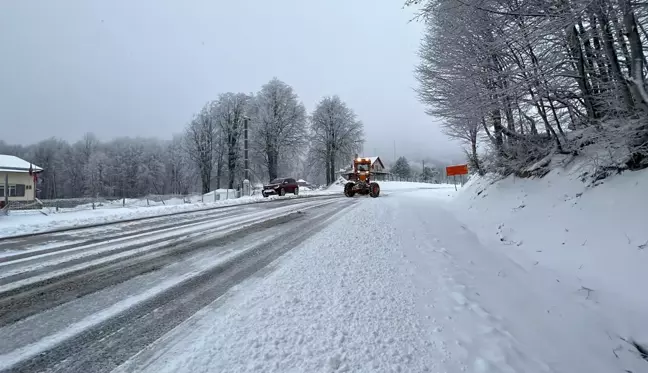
[367,156,385,169]
[0,155,43,173]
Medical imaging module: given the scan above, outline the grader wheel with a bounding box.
[344,182,356,197]
[369,182,380,198]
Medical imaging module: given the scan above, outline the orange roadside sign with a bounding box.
[446,164,469,177]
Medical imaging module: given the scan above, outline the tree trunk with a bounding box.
[567,24,598,119]
[200,164,210,194]
[491,109,504,152]
[227,147,237,190]
[595,0,635,113]
[471,137,484,176]
[267,150,278,181]
[215,164,222,190]
[328,156,336,186]
[623,6,648,111]
[609,0,633,74]
[325,156,331,185]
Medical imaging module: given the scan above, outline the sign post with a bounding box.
[445,164,469,191]
[243,116,250,196]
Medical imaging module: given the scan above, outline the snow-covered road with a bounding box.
[0,196,355,373]
[113,187,646,373]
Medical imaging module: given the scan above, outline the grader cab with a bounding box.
[344,157,380,198]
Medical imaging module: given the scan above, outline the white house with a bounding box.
[0,155,43,205]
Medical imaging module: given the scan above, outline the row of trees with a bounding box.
[391,156,442,182]
[0,135,194,200]
[184,78,365,193]
[410,0,648,176]
[0,78,365,199]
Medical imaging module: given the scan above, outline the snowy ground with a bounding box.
[0,197,355,372]
[0,189,337,238]
[112,173,648,373]
[326,179,458,193]
[3,173,646,372]
[0,182,445,239]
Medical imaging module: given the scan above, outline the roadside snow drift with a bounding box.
[453,168,648,332]
[0,191,336,238]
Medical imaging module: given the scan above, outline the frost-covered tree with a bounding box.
[409,0,648,177]
[309,95,364,185]
[391,156,411,179]
[214,92,249,189]
[84,151,110,197]
[166,134,196,194]
[30,138,68,199]
[185,102,218,193]
[421,165,440,183]
[2,135,201,199]
[250,78,308,181]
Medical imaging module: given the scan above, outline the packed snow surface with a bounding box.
[114,174,647,373]
[327,179,457,193]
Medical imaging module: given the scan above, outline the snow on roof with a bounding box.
[0,155,42,173]
[297,179,307,183]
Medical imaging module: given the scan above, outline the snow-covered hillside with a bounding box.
[449,167,648,363]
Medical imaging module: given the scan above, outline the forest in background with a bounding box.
[1,78,450,200]
[0,78,368,199]
[411,0,648,179]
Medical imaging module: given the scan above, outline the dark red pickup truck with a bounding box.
[262,178,299,197]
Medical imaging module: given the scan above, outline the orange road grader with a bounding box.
[344,157,380,198]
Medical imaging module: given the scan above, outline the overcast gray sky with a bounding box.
[0,0,462,161]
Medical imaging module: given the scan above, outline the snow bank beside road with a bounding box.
[453,168,648,310]
[451,167,648,352]
[0,191,336,238]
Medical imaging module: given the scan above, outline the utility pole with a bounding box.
[243,116,250,196]
[422,160,425,182]
[393,140,396,161]
[3,173,8,212]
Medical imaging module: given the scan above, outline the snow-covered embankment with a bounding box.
[450,166,648,358]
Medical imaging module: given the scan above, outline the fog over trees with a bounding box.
[0,78,367,199]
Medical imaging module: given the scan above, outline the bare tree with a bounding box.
[84,151,110,197]
[214,92,250,189]
[410,0,648,176]
[250,78,308,181]
[185,102,218,194]
[309,95,364,185]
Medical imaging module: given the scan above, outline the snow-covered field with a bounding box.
[0,189,337,238]
[113,171,648,373]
